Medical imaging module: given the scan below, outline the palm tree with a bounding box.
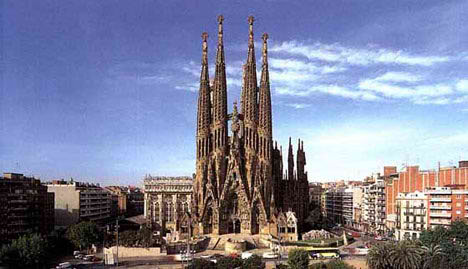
[367,242,393,269]
[421,244,445,269]
[390,241,422,269]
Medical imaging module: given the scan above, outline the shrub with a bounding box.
[216,255,243,269]
[242,254,265,269]
[288,248,310,269]
[188,258,216,269]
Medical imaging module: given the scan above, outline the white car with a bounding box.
[262,252,279,259]
[241,252,253,260]
[56,262,72,269]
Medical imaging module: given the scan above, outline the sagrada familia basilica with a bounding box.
[191,15,309,237]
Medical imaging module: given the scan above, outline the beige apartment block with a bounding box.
[362,175,386,234]
[47,180,111,227]
[395,191,428,241]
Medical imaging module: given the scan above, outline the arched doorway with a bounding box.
[228,218,241,234]
[204,207,213,234]
[251,203,261,234]
[234,219,241,234]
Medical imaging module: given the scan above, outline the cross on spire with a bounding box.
[262,33,269,42]
[248,15,255,25]
[201,32,208,42]
[218,15,224,24]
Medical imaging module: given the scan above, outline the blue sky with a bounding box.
[2,0,468,185]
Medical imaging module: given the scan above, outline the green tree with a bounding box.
[66,221,101,252]
[242,254,264,269]
[0,243,20,265]
[310,260,356,269]
[287,248,309,269]
[2,233,49,267]
[216,256,243,269]
[419,243,446,269]
[137,226,154,247]
[367,242,394,269]
[389,240,421,269]
[419,220,468,269]
[188,258,216,269]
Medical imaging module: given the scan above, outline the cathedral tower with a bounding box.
[194,32,212,224]
[211,15,229,201]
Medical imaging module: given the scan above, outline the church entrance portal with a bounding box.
[228,218,241,234]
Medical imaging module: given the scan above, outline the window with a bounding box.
[456,195,461,199]
[456,210,461,215]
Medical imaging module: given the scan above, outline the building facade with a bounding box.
[144,176,193,238]
[46,180,111,227]
[191,16,309,236]
[309,183,323,209]
[395,191,428,241]
[426,185,468,229]
[106,186,144,218]
[386,162,468,230]
[362,175,386,234]
[0,173,54,243]
[325,188,356,226]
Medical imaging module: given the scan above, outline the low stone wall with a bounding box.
[225,239,246,254]
[105,246,164,259]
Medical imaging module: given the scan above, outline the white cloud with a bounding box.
[374,72,422,83]
[175,83,198,92]
[359,79,453,102]
[270,41,450,66]
[275,84,381,101]
[456,79,468,93]
[285,103,311,109]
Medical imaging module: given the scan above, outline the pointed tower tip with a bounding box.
[201,32,208,42]
[248,16,255,48]
[217,15,224,24]
[248,15,255,25]
[289,137,292,145]
[262,33,269,42]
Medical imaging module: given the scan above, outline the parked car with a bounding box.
[309,252,320,260]
[74,254,84,259]
[83,255,94,261]
[56,262,72,269]
[262,252,279,259]
[241,252,253,260]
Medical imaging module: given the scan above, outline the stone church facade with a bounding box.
[192,15,309,237]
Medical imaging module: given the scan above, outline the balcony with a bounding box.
[430,213,452,218]
[430,205,451,210]
[431,220,451,225]
[430,197,451,202]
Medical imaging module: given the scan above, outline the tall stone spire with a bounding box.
[241,15,259,151]
[288,137,294,180]
[196,32,211,159]
[212,15,228,150]
[258,33,272,159]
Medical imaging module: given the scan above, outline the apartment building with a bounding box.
[309,183,323,209]
[362,175,386,234]
[105,186,144,218]
[325,187,358,227]
[0,173,55,243]
[395,191,428,241]
[386,162,468,230]
[47,180,111,227]
[426,185,468,229]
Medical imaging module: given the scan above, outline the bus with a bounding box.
[302,247,341,260]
